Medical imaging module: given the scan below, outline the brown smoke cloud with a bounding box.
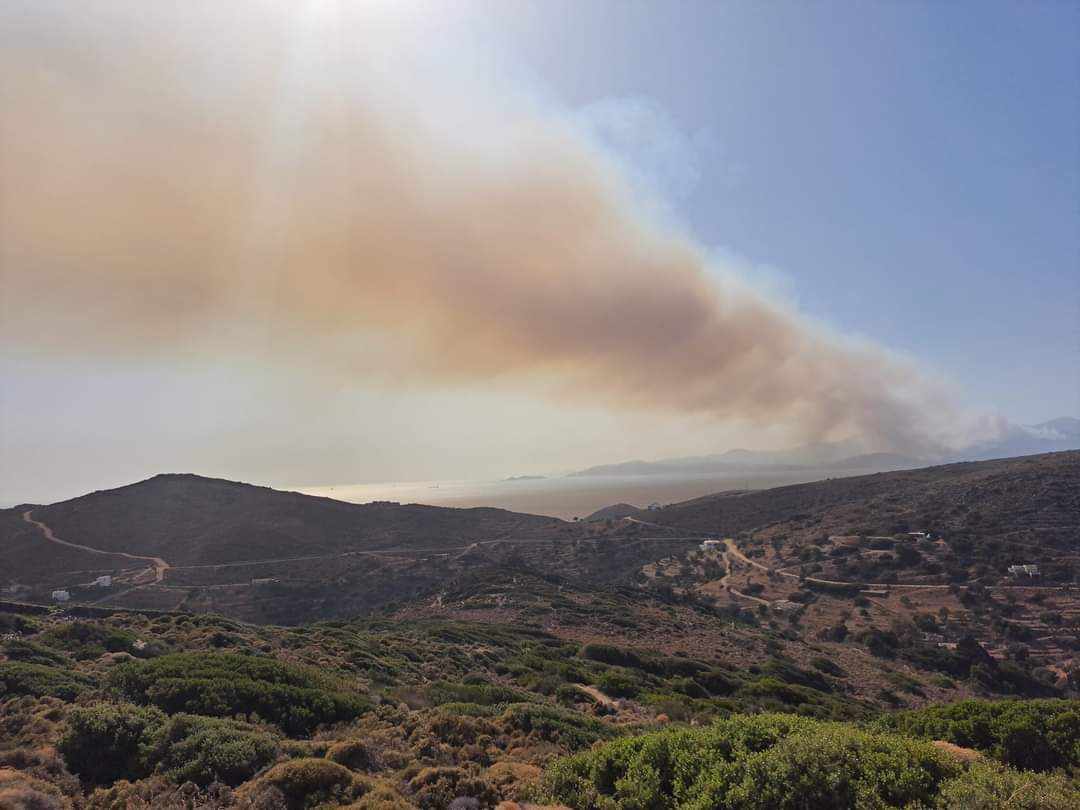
[0,2,962,455]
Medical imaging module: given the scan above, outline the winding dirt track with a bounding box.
[21,510,170,584]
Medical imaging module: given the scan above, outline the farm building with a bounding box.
[700,539,722,552]
[51,590,70,602]
[1007,564,1040,578]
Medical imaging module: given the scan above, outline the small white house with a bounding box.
[92,575,112,588]
[1008,564,1040,578]
[51,589,70,602]
[700,539,722,553]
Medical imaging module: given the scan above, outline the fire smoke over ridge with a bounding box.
[0,2,970,456]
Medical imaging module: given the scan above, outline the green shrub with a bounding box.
[937,760,1080,809]
[720,724,957,809]
[0,661,93,700]
[432,702,501,718]
[59,702,166,785]
[326,739,377,772]
[427,680,532,706]
[1,639,70,667]
[738,676,809,706]
[696,668,741,696]
[500,703,615,749]
[811,657,848,678]
[579,643,644,669]
[596,668,641,699]
[37,622,141,660]
[760,660,834,693]
[150,713,280,786]
[110,652,369,735]
[878,699,1080,773]
[241,757,365,809]
[544,714,960,810]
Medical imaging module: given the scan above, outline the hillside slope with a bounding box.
[7,473,560,568]
[651,450,1080,542]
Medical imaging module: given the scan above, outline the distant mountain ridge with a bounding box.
[569,417,1079,479]
[569,444,922,478]
[959,417,1080,461]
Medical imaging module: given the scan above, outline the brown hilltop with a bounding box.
[8,473,560,568]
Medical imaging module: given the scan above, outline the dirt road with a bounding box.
[712,542,770,606]
[22,510,170,584]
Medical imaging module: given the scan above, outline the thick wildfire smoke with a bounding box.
[1,3,965,454]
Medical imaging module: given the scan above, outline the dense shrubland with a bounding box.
[541,713,1080,809]
[110,652,370,735]
[876,699,1080,773]
[1,608,1078,808]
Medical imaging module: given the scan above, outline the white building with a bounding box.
[1007,564,1040,578]
[51,590,70,602]
[700,539,722,553]
[92,575,112,587]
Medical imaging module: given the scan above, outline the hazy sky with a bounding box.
[2,1,1077,505]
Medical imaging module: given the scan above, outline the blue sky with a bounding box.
[473,0,1079,422]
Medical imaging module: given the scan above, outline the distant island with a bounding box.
[503,474,547,481]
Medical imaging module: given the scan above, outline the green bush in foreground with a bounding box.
[59,701,281,787]
[238,757,366,810]
[542,713,1080,809]
[936,761,1079,810]
[59,702,166,785]
[149,713,280,786]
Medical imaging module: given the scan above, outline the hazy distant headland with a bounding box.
[301,469,849,520]
[301,421,1079,519]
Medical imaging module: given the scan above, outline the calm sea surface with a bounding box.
[299,470,831,520]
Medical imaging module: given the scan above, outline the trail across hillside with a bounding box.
[716,545,770,606]
[722,538,955,591]
[22,510,170,584]
[720,538,1069,593]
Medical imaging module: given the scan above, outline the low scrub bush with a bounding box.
[59,702,280,787]
[878,699,1080,773]
[36,622,145,660]
[499,703,615,749]
[2,639,70,667]
[110,652,369,735]
[407,766,497,810]
[150,713,280,786]
[579,643,643,669]
[543,714,960,809]
[59,702,166,785]
[238,757,366,809]
[935,760,1080,809]
[427,681,532,707]
[0,662,92,701]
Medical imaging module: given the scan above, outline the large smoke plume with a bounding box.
[1,2,965,455]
